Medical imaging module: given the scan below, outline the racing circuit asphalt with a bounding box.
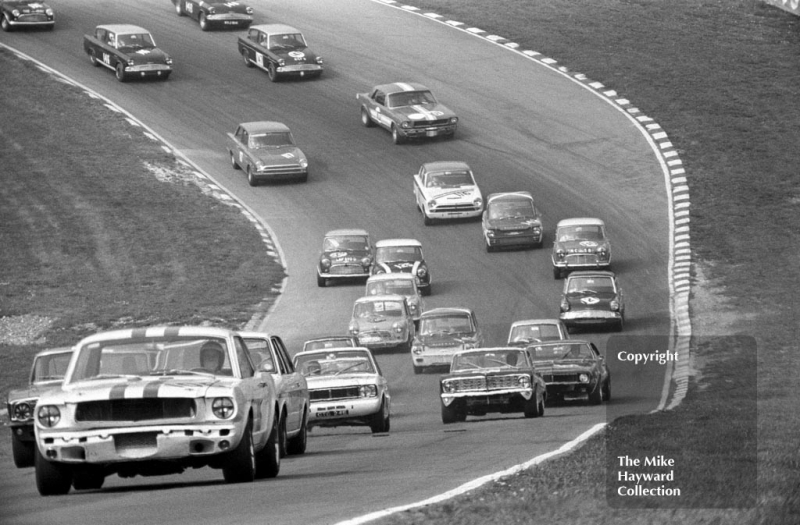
[0,1,673,523]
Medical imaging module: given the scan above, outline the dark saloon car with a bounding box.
[559,270,625,332]
[238,24,323,81]
[174,0,253,31]
[83,24,173,82]
[227,121,309,184]
[482,192,544,251]
[439,347,547,423]
[526,340,610,404]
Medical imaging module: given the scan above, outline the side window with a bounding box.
[108,32,116,47]
[471,313,479,331]
[234,337,254,378]
[235,127,244,141]
[241,130,248,146]
[271,337,296,374]
[374,91,386,106]
[96,28,106,41]
[590,343,601,357]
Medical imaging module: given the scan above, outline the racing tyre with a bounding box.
[361,107,375,127]
[72,468,105,491]
[369,397,390,433]
[242,49,252,68]
[223,418,256,483]
[35,446,72,496]
[423,211,434,226]
[441,402,465,424]
[588,383,604,405]
[277,413,288,458]
[267,62,279,82]
[246,166,257,186]
[603,379,611,401]
[199,13,210,31]
[413,364,423,375]
[115,62,127,83]
[391,125,405,145]
[524,394,544,418]
[553,267,561,280]
[286,409,308,455]
[1,16,11,32]
[230,152,240,170]
[11,431,34,468]
[175,0,185,15]
[614,315,624,332]
[317,274,326,287]
[88,49,100,67]
[486,243,494,253]
[255,414,281,479]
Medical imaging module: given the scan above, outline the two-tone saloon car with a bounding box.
[227,121,308,184]
[551,218,611,279]
[372,239,431,296]
[482,192,544,251]
[317,229,374,287]
[83,25,173,82]
[239,331,309,456]
[173,0,253,31]
[507,319,570,347]
[413,161,483,226]
[526,340,610,405]
[293,347,390,434]
[349,295,416,352]
[238,24,323,81]
[32,326,281,495]
[357,82,458,144]
[439,348,546,423]
[411,307,482,374]
[7,347,72,468]
[365,273,425,325]
[559,270,625,332]
[1,0,54,31]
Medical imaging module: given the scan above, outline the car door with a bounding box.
[271,337,306,432]
[369,90,392,129]
[234,127,251,169]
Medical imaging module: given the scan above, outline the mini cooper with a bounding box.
[239,331,310,456]
[317,229,374,286]
[439,347,546,423]
[83,25,173,82]
[238,24,323,81]
[294,347,390,434]
[1,0,54,31]
[411,308,483,374]
[551,218,611,278]
[526,340,610,405]
[357,82,458,144]
[173,0,253,31]
[302,336,359,353]
[7,347,73,468]
[507,319,570,346]
[227,121,309,184]
[559,271,625,332]
[32,326,281,495]
[366,273,425,324]
[349,295,416,352]
[372,238,431,296]
[413,161,483,225]
[482,192,543,251]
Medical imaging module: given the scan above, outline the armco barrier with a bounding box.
[764,0,800,16]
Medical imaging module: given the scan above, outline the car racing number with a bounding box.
[186,1,194,14]
[103,53,111,65]
[256,52,264,68]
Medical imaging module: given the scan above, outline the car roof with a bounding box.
[97,24,149,34]
[566,270,617,279]
[375,238,422,248]
[420,307,473,318]
[510,319,563,329]
[367,273,416,282]
[528,340,592,348]
[375,82,430,94]
[421,161,471,172]
[556,217,605,228]
[453,346,522,356]
[486,192,534,204]
[304,336,356,342]
[354,294,407,303]
[237,331,273,339]
[238,121,291,134]
[75,326,235,346]
[249,23,301,34]
[324,228,369,237]
[34,346,74,358]
[294,346,374,358]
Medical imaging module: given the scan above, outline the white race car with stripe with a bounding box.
[31,326,281,495]
[356,82,458,144]
[413,161,483,225]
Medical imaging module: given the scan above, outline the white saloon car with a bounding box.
[32,326,281,495]
[365,273,425,323]
[413,161,483,225]
[293,347,390,434]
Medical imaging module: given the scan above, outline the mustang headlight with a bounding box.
[300,159,308,168]
[165,57,173,65]
[359,385,378,398]
[361,257,371,267]
[208,7,216,13]
[450,117,459,124]
[560,299,570,312]
[427,199,437,209]
[37,405,60,427]
[400,121,412,129]
[349,323,359,335]
[128,59,135,66]
[211,397,235,419]
[278,59,286,67]
[416,265,428,278]
[12,401,34,422]
[579,373,590,383]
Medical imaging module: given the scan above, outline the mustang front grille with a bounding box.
[411,119,451,128]
[544,373,581,384]
[257,165,305,175]
[309,386,360,401]
[75,398,196,422]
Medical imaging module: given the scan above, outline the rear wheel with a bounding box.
[242,49,252,68]
[199,13,210,31]
[361,107,375,127]
[35,446,72,495]
[230,152,240,170]
[175,0,185,15]
[369,397,390,433]
[11,432,34,468]
[277,413,288,458]
[286,409,308,455]
[223,418,256,483]
[255,414,281,479]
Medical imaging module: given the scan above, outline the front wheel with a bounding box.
[1,16,12,32]
[223,419,256,483]
[11,432,34,468]
[247,166,257,187]
[588,383,604,405]
[524,393,544,418]
[369,397,390,433]
[553,267,562,280]
[267,62,278,82]
[35,446,72,495]
[441,401,465,424]
[72,468,105,490]
[230,152,240,170]
[361,107,375,127]
[199,12,210,31]
[317,274,326,287]
[391,125,405,145]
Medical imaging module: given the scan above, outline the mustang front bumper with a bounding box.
[36,423,241,464]
[401,123,457,139]
[308,398,381,424]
